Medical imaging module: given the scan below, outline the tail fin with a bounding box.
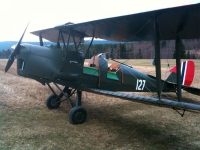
[166,60,195,86]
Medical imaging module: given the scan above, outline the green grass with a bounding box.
[1,97,200,150]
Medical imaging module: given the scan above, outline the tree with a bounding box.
[6,49,11,58]
[119,43,127,59]
[161,40,167,48]
[173,39,186,59]
[137,48,142,59]
[0,51,3,58]
[110,47,114,59]
[186,51,191,59]
[191,53,196,59]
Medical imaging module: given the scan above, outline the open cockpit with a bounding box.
[83,53,120,81]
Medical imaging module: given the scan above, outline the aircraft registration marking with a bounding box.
[136,79,146,90]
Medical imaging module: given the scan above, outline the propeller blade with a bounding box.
[4,53,15,73]
[4,23,29,73]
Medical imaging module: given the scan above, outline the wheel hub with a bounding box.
[51,99,57,106]
[75,112,84,121]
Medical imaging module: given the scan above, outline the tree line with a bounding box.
[1,39,200,59]
[0,49,12,58]
[80,39,200,59]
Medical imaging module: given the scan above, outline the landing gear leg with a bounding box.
[69,90,87,124]
[46,83,87,124]
[76,90,82,106]
[46,94,61,109]
[46,84,71,109]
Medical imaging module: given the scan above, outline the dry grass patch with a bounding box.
[0,59,200,149]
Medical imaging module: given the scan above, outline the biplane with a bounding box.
[5,3,200,124]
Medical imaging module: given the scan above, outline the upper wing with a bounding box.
[31,3,200,42]
[30,27,85,43]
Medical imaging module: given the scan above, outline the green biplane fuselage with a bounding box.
[17,44,174,93]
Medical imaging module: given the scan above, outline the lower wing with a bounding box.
[85,88,200,113]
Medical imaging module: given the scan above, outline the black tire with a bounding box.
[46,94,61,109]
[69,106,87,124]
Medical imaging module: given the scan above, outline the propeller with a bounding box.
[4,24,29,74]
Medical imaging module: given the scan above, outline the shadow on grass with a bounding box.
[1,94,199,149]
[85,101,199,150]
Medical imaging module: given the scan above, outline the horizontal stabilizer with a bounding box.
[86,88,200,113]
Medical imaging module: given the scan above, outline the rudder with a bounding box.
[166,60,195,86]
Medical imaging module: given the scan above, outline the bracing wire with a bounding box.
[83,17,178,100]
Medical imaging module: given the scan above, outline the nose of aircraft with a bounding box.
[4,24,29,74]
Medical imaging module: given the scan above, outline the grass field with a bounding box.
[0,59,200,150]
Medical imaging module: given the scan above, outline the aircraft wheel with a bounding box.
[46,94,61,109]
[69,106,87,124]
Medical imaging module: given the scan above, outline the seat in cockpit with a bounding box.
[108,62,119,72]
[88,55,99,68]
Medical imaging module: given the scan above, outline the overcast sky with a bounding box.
[0,0,199,41]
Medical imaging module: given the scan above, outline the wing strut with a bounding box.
[154,18,162,99]
[39,33,43,46]
[84,36,94,60]
[72,30,78,51]
[61,29,71,60]
[56,31,61,48]
[175,35,182,102]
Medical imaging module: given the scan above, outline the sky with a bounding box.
[0,0,199,41]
